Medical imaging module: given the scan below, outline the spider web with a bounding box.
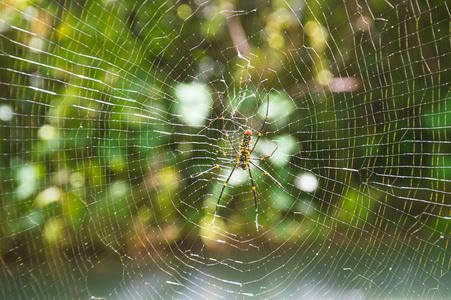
[0,0,450,299]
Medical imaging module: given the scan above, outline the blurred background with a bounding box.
[0,0,449,299]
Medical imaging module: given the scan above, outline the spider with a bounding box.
[193,94,288,231]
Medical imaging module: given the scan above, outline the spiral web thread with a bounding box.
[0,0,449,299]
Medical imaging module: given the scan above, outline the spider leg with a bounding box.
[191,160,235,178]
[250,147,278,161]
[225,130,239,154]
[251,93,270,153]
[211,163,239,226]
[248,167,259,231]
[215,150,236,157]
[249,161,289,193]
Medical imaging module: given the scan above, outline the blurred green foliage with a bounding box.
[0,0,449,259]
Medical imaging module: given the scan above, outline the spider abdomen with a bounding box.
[237,130,252,170]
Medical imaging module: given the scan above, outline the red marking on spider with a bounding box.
[244,129,252,135]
